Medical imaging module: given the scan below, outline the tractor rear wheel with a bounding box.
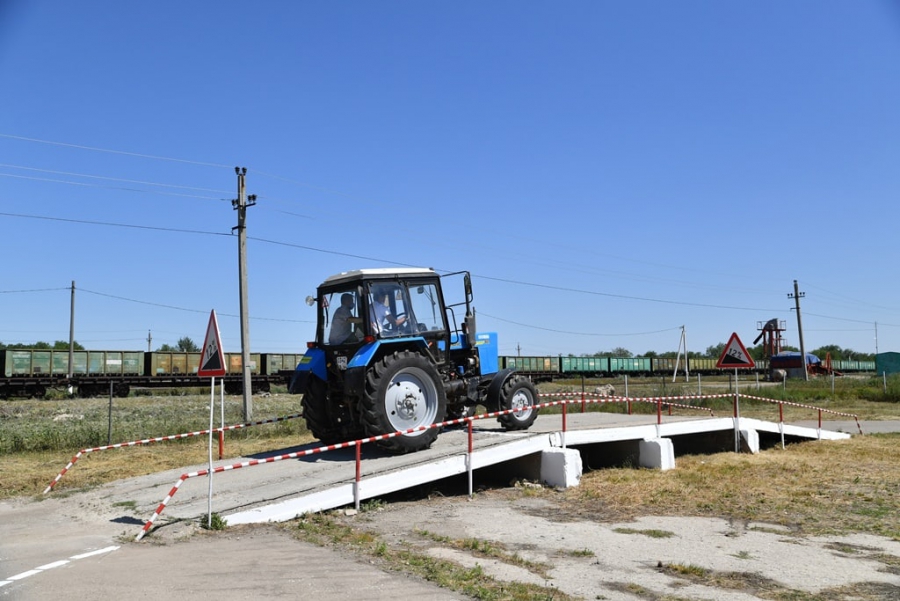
[361,350,446,453]
[497,375,539,431]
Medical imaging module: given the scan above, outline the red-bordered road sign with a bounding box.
[198,310,226,377]
[716,332,756,369]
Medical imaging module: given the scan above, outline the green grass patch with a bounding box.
[613,527,675,539]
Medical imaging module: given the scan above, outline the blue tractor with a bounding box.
[289,268,539,453]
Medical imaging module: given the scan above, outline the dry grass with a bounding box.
[0,391,314,499]
[559,433,900,538]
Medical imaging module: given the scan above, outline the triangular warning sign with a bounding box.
[716,332,756,369]
[198,310,226,377]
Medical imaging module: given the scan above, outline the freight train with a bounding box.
[498,355,876,382]
[0,349,303,399]
[1,348,877,399]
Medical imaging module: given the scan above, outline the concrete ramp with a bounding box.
[211,412,849,527]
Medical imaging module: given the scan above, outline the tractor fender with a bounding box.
[288,348,326,394]
[484,368,517,411]
[348,337,430,370]
[344,337,432,398]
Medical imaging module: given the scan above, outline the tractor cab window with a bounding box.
[321,288,364,346]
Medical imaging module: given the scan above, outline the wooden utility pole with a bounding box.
[233,167,256,421]
[788,280,808,381]
[68,281,75,381]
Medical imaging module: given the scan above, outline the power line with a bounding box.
[0,133,231,169]
[0,172,227,201]
[78,288,312,324]
[0,287,68,294]
[472,274,787,313]
[0,212,851,318]
[0,133,793,291]
[479,311,681,337]
[805,311,899,327]
[0,163,229,195]
[0,212,232,237]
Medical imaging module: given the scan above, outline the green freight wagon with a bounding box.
[560,356,609,376]
[608,357,651,374]
[87,351,143,375]
[688,357,717,374]
[260,353,304,376]
[225,353,261,375]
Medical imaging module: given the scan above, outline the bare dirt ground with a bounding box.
[338,487,900,600]
[5,480,900,600]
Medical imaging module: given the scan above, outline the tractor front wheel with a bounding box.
[497,375,539,431]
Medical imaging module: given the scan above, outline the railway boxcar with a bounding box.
[650,357,688,374]
[87,351,143,375]
[1,349,95,376]
[688,357,717,374]
[609,357,652,375]
[560,356,609,376]
[145,352,201,375]
[260,353,303,376]
[225,353,260,375]
[501,355,560,373]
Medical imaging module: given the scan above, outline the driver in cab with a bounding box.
[370,287,407,335]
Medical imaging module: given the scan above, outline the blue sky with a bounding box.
[1,1,898,358]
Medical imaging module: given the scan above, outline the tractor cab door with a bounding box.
[365,279,449,361]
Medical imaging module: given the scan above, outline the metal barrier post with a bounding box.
[354,441,361,511]
[581,375,586,413]
[779,402,785,449]
[562,401,568,449]
[219,379,225,459]
[467,420,474,499]
[107,382,113,446]
[733,372,741,453]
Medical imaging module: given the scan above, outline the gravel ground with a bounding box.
[339,487,900,600]
[6,476,900,600]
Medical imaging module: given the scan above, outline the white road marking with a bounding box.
[0,546,120,586]
[70,546,119,560]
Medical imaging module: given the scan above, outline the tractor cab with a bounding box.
[316,268,449,352]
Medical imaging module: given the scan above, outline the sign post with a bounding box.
[716,333,755,453]
[198,310,226,528]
